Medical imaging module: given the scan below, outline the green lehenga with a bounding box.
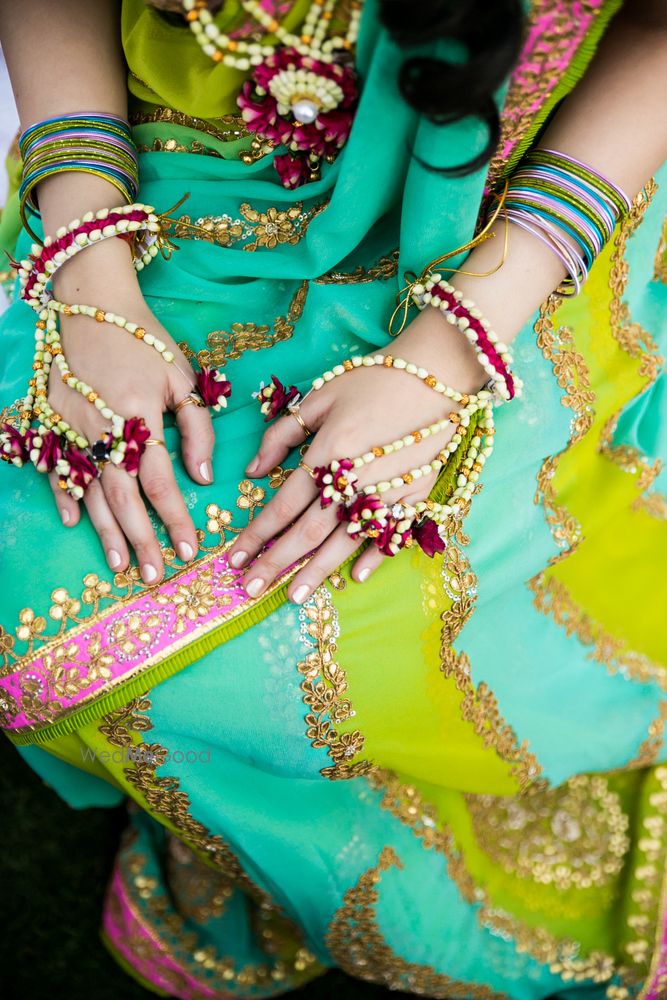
[1,0,667,997]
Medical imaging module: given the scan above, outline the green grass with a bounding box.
[0,737,408,1000]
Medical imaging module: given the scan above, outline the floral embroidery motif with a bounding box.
[440,543,545,793]
[169,199,327,252]
[654,217,667,283]
[315,249,399,285]
[325,846,511,999]
[181,280,308,369]
[369,768,623,987]
[466,774,629,891]
[130,106,248,143]
[297,587,372,780]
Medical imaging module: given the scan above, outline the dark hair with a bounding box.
[378,0,524,175]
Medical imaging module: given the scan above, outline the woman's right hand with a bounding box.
[46,237,216,584]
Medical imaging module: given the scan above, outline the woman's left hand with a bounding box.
[228,307,486,604]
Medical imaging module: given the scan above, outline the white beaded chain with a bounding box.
[182,0,362,68]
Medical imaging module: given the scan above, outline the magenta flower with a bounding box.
[342,492,390,540]
[314,458,358,507]
[196,367,232,412]
[28,428,63,473]
[256,375,299,421]
[412,517,447,558]
[237,48,359,189]
[121,417,151,476]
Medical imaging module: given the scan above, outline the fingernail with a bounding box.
[107,549,122,569]
[245,577,264,598]
[177,542,194,562]
[199,461,213,483]
[358,567,371,583]
[61,508,71,525]
[292,584,310,605]
[246,456,259,475]
[142,563,158,584]
[230,550,247,569]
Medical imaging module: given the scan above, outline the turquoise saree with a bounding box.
[1,0,667,997]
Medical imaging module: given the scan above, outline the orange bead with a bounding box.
[343,359,353,370]
[227,39,238,51]
[372,446,384,458]
[36,320,46,330]
[402,473,414,484]
[95,309,105,322]
[383,355,393,367]
[87,392,98,403]
[424,375,437,388]
[135,327,146,339]
[212,50,223,62]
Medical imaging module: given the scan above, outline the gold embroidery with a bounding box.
[182,280,308,369]
[440,543,545,793]
[326,847,511,999]
[130,105,248,143]
[169,200,328,252]
[297,587,373,780]
[598,184,666,519]
[316,249,400,284]
[135,136,225,158]
[369,768,620,985]
[165,834,233,924]
[466,774,630,891]
[102,694,274,906]
[485,0,606,189]
[532,297,596,563]
[654,217,667,283]
[528,574,667,692]
[627,703,667,770]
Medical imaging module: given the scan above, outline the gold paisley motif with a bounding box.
[181,280,308,369]
[297,587,373,780]
[466,774,630,891]
[440,543,545,793]
[528,574,667,693]
[325,846,512,999]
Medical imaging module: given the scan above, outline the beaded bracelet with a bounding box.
[1,202,231,499]
[19,114,139,242]
[408,276,521,402]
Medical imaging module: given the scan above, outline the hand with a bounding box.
[47,241,215,583]
[228,307,486,603]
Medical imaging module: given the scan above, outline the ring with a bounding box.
[299,460,316,477]
[173,392,205,415]
[287,404,312,438]
[145,438,166,449]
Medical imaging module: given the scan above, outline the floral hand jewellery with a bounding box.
[258,353,499,558]
[1,201,232,499]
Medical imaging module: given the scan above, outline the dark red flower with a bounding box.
[314,458,357,507]
[342,492,390,539]
[63,447,98,491]
[121,417,151,476]
[256,375,299,421]
[195,367,232,412]
[274,153,314,190]
[412,517,447,558]
[0,423,28,466]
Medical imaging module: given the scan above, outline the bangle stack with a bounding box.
[19,114,140,243]
[257,354,495,558]
[1,201,232,499]
[498,148,631,295]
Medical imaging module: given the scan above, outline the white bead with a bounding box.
[312,377,325,389]
[323,370,334,381]
[406,363,417,375]
[362,356,374,366]
[153,338,165,353]
[362,452,375,464]
[351,356,363,367]
[143,333,155,346]
[163,351,174,363]
[332,364,345,376]
[393,358,407,369]
[390,477,404,489]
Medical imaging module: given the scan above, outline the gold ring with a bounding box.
[145,438,166,448]
[287,404,312,438]
[299,460,316,477]
[173,393,205,415]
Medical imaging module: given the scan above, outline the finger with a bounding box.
[174,396,216,486]
[350,542,386,583]
[83,479,130,572]
[286,522,363,605]
[246,395,324,478]
[229,465,318,571]
[48,471,81,527]
[138,437,198,564]
[101,463,165,584]
[240,493,343,598]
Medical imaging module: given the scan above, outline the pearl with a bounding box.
[291,98,320,123]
